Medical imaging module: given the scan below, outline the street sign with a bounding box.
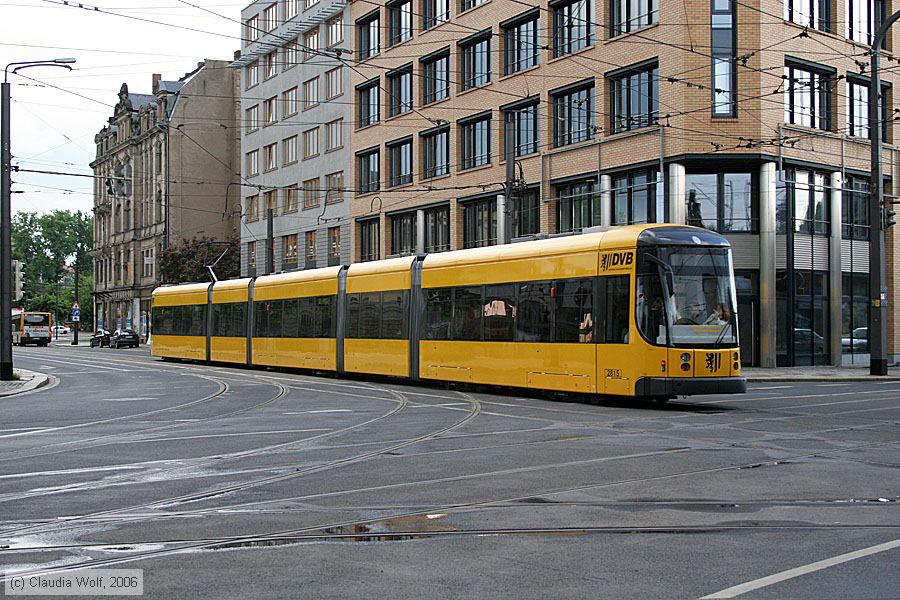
[72,302,80,310]
[72,315,80,322]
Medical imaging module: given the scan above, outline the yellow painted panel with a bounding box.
[251,337,337,370]
[254,267,341,301]
[151,335,206,360]
[347,256,414,293]
[423,249,599,288]
[693,348,739,378]
[152,283,210,307]
[212,279,251,304]
[420,341,596,392]
[344,339,409,376]
[211,336,246,364]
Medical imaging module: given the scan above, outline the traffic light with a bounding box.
[884,205,897,229]
[12,260,24,302]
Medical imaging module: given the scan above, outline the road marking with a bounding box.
[700,538,900,599]
[126,428,333,443]
[282,409,353,414]
[751,385,795,390]
[816,383,854,387]
[13,355,149,372]
[103,397,159,402]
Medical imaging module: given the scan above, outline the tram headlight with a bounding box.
[680,353,691,363]
[733,352,739,361]
[733,362,740,371]
[680,363,691,372]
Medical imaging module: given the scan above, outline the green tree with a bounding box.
[158,236,240,284]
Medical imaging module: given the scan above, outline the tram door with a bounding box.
[597,273,634,395]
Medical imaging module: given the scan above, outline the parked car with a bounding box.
[51,325,70,335]
[89,329,111,348]
[841,327,868,351]
[110,328,140,349]
[794,328,826,354]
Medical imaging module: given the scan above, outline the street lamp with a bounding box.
[2,58,76,380]
[868,14,900,376]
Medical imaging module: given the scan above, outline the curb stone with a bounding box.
[0,370,50,397]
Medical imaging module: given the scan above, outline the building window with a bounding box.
[712,0,736,117]
[358,11,380,60]
[784,61,833,131]
[303,128,319,159]
[513,189,540,237]
[285,0,299,20]
[263,96,277,125]
[303,28,319,61]
[358,148,380,194]
[247,61,259,88]
[264,189,277,214]
[460,113,491,170]
[303,77,319,109]
[460,33,491,90]
[504,11,539,75]
[422,49,450,104]
[610,61,658,133]
[613,170,659,226]
[425,205,450,252]
[285,185,299,212]
[263,4,277,30]
[388,65,413,116]
[461,0,485,11]
[263,51,277,79]
[611,0,658,36]
[326,14,344,46]
[264,143,277,171]
[423,0,450,29]
[246,150,259,176]
[329,226,341,263]
[557,180,599,233]
[303,178,319,209]
[247,240,257,269]
[847,78,888,141]
[685,172,755,232]
[388,138,413,187]
[842,272,869,357]
[284,135,298,164]
[325,171,344,203]
[359,219,381,261]
[357,79,380,126]
[842,175,869,240]
[246,194,259,221]
[325,118,343,151]
[305,231,317,264]
[463,198,496,248]
[246,105,260,132]
[284,39,299,69]
[553,82,594,147]
[790,169,830,235]
[283,87,298,116]
[785,0,830,32]
[503,99,539,156]
[847,0,885,43]
[246,14,259,41]
[325,67,343,99]
[389,0,413,45]
[422,127,450,179]
[305,0,318,10]
[391,212,417,255]
[283,234,299,267]
[554,0,592,57]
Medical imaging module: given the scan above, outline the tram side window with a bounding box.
[381,291,407,339]
[317,296,336,337]
[346,294,360,338]
[516,281,552,342]
[255,301,273,337]
[359,292,382,338]
[424,288,452,340]
[346,291,407,339]
[598,275,630,343]
[298,297,317,337]
[555,278,593,343]
[452,286,483,341]
[283,299,299,338]
[484,284,516,341]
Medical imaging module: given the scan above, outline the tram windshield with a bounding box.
[637,246,737,347]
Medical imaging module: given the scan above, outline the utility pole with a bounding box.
[2,58,75,379]
[868,10,900,376]
[503,111,517,244]
[71,255,79,346]
[266,207,274,274]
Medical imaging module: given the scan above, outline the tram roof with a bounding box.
[151,282,212,306]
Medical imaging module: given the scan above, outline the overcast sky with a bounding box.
[2,0,242,216]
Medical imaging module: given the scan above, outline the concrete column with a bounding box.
[758,162,778,368]
[600,175,612,227]
[829,171,843,366]
[415,209,425,254]
[497,194,507,245]
[668,163,686,224]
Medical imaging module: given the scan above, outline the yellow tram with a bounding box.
[151,224,745,399]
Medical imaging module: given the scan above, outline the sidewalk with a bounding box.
[744,365,900,382]
[0,369,50,397]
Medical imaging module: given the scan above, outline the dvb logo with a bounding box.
[601,251,633,271]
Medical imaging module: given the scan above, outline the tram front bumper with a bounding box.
[635,376,747,397]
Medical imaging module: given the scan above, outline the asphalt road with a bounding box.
[1,344,898,599]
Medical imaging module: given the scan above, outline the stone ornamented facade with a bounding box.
[90,61,241,337]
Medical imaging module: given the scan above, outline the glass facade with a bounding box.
[685,172,755,232]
